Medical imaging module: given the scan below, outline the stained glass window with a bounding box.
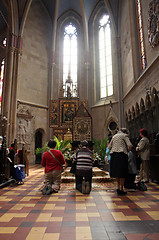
[63,23,77,97]
[0,38,6,113]
[0,59,5,113]
[99,15,113,98]
[136,0,146,70]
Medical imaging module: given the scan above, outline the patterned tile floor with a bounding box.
[0,165,159,240]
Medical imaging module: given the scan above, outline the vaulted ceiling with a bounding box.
[0,0,119,35]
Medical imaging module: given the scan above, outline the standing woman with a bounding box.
[41,139,66,195]
[108,128,133,195]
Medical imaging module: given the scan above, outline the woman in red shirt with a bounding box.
[41,140,66,195]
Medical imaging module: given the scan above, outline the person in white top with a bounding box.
[108,128,133,195]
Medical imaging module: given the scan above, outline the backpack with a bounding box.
[14,166,25,183]
[137,181,147,191]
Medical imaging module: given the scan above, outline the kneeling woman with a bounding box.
[108,128,133,195]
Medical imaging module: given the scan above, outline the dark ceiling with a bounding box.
[0,0,119,34]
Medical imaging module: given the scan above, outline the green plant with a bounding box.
[35,142,49,155]
[35,136,71,155]
[93,138,108,162]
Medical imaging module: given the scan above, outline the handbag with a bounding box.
[137,181,147,191]
[70,160,76,174]
[48,150,64,172]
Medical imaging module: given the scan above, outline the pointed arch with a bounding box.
[140,98,145,113]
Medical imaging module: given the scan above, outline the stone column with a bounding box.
[80,0,89,100]
[10,45,22,143]
[2,35,16,142]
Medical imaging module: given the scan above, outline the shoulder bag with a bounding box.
[70,160,76,174]
[48,150,64,172]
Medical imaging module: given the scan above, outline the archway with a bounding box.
[35,130,43,164]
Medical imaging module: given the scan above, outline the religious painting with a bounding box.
[49,100,59,127]
[53,128,68,141]
[73,118,92,141]
[60,100,79,126]
[72,104,92,141]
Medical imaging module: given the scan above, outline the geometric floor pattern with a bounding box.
[0,165,159,240]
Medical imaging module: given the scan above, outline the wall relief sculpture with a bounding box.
[16,105,33,150]
[148,0,159,47]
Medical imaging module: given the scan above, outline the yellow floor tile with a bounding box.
[111,212,141,221]
[54,206,65,210]
[106,203,129,209]
[127,196,144,201]
[76,226,92,240]
[11,203,36,210]
[0,227,17,233]
[87,212,100,217]
[26,233,44,240]
[20,196,41,201]
[85,203,96,206]
[0,196,12,201]
[50,217,63,221]
[36,213,52,222]
[43,233,60,240]
[76,213,88,221]
[0,213,28,222]
[152,195,159,200]
[76,204,86,209]
[3,191,20,195]
[102,196,121,201]
[146,211,159,220]
[43,204,55,210]
[135,201,156,208]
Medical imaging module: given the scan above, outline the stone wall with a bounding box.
[120,0,159,129]
[17,0,52,163]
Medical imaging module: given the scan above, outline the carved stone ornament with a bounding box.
[16,105,33,148]
[148,0,159,48]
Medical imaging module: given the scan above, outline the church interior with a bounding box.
[0,0,159,239]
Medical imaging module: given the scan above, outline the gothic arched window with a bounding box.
[99,14,113,98]
[136,0,146,70]
[63,23,77,97]
[0,58,5,113]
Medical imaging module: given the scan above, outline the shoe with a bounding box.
[117,190,127,195]
[116,189,120,194]
[82,182,86,194]
[52,189,58,193]
[42,185,48,195]
[46,185,52,195]
[85,182,90,194]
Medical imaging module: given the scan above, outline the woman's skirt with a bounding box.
[110,152,128,178]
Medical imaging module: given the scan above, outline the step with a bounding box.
[61,167,111,183]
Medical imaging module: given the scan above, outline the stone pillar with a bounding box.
[10,46,22,143]
[85,61,89,101]
[2,35,16,142]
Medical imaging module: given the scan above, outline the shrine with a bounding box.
[49,97,93,147]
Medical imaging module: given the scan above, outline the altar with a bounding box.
[49,98,91,143]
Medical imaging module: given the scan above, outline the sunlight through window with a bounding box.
[99,15,113,98]
[0,59,5,113]
[63,23,77,97]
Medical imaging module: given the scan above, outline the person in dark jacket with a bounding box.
[75,140,94,194]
